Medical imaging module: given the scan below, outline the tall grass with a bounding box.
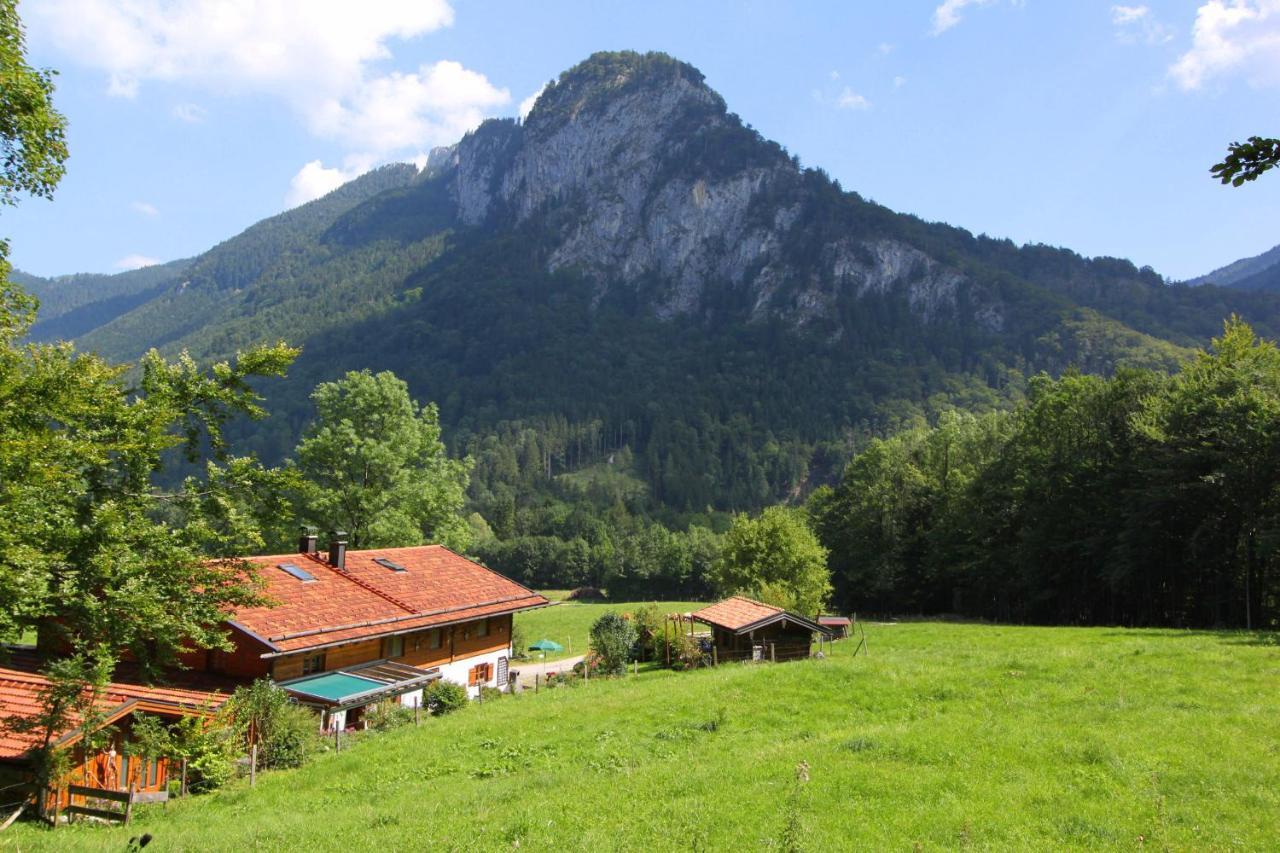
[8,624,1278,850]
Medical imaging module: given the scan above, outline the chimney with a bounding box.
[328,531,348,570]
[298,527,317,555]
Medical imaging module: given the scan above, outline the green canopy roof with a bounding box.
[528,639,563,652]
[283,671,383,702]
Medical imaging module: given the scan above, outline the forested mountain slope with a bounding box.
[32,51,1280,511]
[1185,241,1280,293]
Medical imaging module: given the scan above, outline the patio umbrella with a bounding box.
[528,639,564,654]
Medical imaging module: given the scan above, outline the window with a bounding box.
[277,562,316,582]
[428,628,443,650]
[468,662,494,686]
[373,557,406,572]
[383,635,404,659]
[302,652,325,675]
[476,618,489,638]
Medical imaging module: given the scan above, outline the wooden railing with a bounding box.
[62,783,164,824]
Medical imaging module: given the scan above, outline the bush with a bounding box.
[589,611,638,676]
[631,605,664,661]
[171,705,240,793]
[227,679,319,771]
[478,685,505,703]
[510,619,529,660]
[365,701,414,732]
[568,586,606,601]
[425,680,469,715]
[261,702,322,768]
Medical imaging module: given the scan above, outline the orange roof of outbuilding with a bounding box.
[0,661,225,761]
[230,545,548,656]
[691,596,786,631]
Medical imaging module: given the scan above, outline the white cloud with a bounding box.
[31,1,509,161]
[171,102,207,123]
[518,83,549,120]
[877,42,894,55]
[931,0,1022,35]
[285,159,360,207]
[836,88,871,110]
[116,254,160,270]
[131,201,158,216]
[829,70,841,81]
[894,75,908,88]
[1112,4,1150,25]
[932,0,996,34]
[1111,5,1174,44]
[1170,1,1280,90]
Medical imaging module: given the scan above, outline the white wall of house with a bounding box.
[436,643,512,698]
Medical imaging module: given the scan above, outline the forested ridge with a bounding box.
[17,51,1280,627]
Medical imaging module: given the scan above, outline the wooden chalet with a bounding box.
[692,597,832,663]
[180,533,549,730]
[0,650,227,819]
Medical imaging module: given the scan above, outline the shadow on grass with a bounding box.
[1099,628,1280,647]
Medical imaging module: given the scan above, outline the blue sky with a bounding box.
[7,0,1280,281]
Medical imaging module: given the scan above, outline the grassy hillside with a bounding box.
[10,623,1277,850]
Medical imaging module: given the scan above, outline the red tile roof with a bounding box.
[231,546,548,656]
[691,596,785,631]
[818,615,851,626]
[0,660,225,761]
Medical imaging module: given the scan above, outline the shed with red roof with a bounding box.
[691,596,832,663]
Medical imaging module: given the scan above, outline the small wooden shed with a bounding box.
[817,615,852,639]
[691,597,832,663]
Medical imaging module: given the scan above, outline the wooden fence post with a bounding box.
[535,673,539,694]
[181,757,188,797]
[415,697,421,726]
[664,619,670,667]
[712,646,718,667]
[250,743,257,787]
[124,783,135,825]
[770,643,776,664]
[334,725,340,753]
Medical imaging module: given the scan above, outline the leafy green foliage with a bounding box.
[1211,136,1280,187]
[0,0,67,210]
[424,680,469,715]
[713,507,832,615]
[815,319,1280,628]
[293,369,471,549]
[227,679,319,770]
[588,612,638,676]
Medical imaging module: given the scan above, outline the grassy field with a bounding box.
[513,598,707,663]
[6,623,1279,851]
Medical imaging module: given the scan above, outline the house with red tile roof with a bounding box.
[181,532,549,729]
[691,596,832,663]
[0,654,228,815]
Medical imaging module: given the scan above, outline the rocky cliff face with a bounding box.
[428,51,999,333]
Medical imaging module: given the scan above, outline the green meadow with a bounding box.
[6,623,1278,851]
[513,598,708,663]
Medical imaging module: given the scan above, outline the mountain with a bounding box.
[1184,242,1280,293]
[14,259,192,342]
[26,51,1280,513]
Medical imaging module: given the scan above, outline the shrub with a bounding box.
[227,679,319,770]
[478,685,505,703]
[366,701,414,732]
[261,702,322,768]
[425,680,469,715]
[510,619,529,660]
[568,586,606,601]
[171,704,240,793]
[589,611,638,676]
[631,605,664,661]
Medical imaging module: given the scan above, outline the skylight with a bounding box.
[278,562,316,582]
[374,557,407,573]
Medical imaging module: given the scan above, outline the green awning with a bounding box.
[284,671,383,702]
[277,660,441,709]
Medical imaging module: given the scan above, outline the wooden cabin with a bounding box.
[818,615,852,639]
[0,657,225,820]
[180,534,549,727]
[692,597,832,663]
